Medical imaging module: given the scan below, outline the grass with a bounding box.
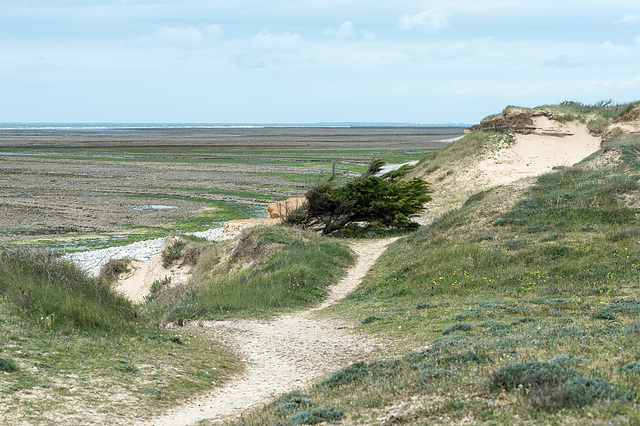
[234,138,640,423]
[0,248,136,332]
[144,225,355,322]
[410,130,513,179]
[0,247,238,424]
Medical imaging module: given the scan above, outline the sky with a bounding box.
[1,1,640,124]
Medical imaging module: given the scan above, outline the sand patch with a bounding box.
[474,119,601,188]
[115,237,195,303]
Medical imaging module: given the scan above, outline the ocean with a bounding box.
[0,122,468,131]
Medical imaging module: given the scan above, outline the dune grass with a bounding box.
[236,142,640,424]
[410,130,513,179]
[0,248,238,423]
[144,225,355,322]
[0,248,136,333]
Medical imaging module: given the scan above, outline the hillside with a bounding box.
[3,102,640,424]
[410,101,640,224]
[234,102,640,424]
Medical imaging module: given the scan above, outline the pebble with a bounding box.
[63,225,229,278]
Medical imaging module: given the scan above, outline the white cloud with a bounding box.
[400,8,450,32]
[362,30,377,40]
[600,41,627,53]
[139,25,223,49]
[251,30,303,47]
[323,21,354,37]
[615,14,640,25]
[635,35,640,44]
[620,76,640,88]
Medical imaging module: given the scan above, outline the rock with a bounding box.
[267,198,307,220]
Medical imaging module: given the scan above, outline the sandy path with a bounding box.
[152,238,397,425]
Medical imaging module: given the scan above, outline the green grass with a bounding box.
[537,100,640,123]
[144,225,355,321]
[0,247,238,423]
[236,142,640,424]
[0,248,136,333]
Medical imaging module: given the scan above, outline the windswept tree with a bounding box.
[289,159,432,234]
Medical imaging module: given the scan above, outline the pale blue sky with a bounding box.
[1,0,639,124]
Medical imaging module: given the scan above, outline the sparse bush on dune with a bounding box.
[491,360,633,409]
[100,256,133,283]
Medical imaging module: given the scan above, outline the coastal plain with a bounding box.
[0,126,463,246]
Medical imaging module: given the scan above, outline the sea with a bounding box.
[0,122,469,131]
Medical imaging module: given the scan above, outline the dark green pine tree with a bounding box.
[296,159,432,234]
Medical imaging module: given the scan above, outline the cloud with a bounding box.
[544,54,582,68]
[620,76,640,88]
[400,8,449,32]
[139,25,223,49]
[323,21,354,37]
[361,30,377,40]
[615,14,640,25]
[635,35,640,44]
[600,41,627,53]
[251,30,303,47]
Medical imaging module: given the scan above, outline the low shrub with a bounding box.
[361,315,384,324]
[100,257,132,283]
[491,360,632,409]
[619,361,640,375]
[285,407,344,425]
[0,357,18,373]
[442,323,473,335]
[419,368,454,381]
[318,360,401,389]
[276,392,315,415]
[162,239,186,268]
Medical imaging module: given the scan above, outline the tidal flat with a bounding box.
[0,126,463,247]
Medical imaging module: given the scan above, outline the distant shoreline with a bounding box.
[0,122,472,132]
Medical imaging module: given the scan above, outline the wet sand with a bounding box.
[0,127,463,243]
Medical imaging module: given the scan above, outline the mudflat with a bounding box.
[0,126,463,244]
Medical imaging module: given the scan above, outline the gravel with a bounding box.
[63,225,228,278]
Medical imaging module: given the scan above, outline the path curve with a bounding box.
[152,237,397,425]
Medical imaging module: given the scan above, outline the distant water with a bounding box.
[0,122,469,131]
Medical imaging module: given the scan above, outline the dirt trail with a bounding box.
[152,238,397,425]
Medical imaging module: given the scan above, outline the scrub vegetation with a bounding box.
[4,104,640,423]
[0,248,237,423]
[144,225,355,321]
[232,103,640,424]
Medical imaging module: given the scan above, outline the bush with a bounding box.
[162,239,186,268]
[296,159,432,234]
[100,257,132,283]
[619,361,640,375]
[0,357,18,373]
[318,362,369,388]
[491,360,632,409]
[285,407,344,425]
[361,315,382,324]
[276,392,315,415]
[442,323,473,335]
